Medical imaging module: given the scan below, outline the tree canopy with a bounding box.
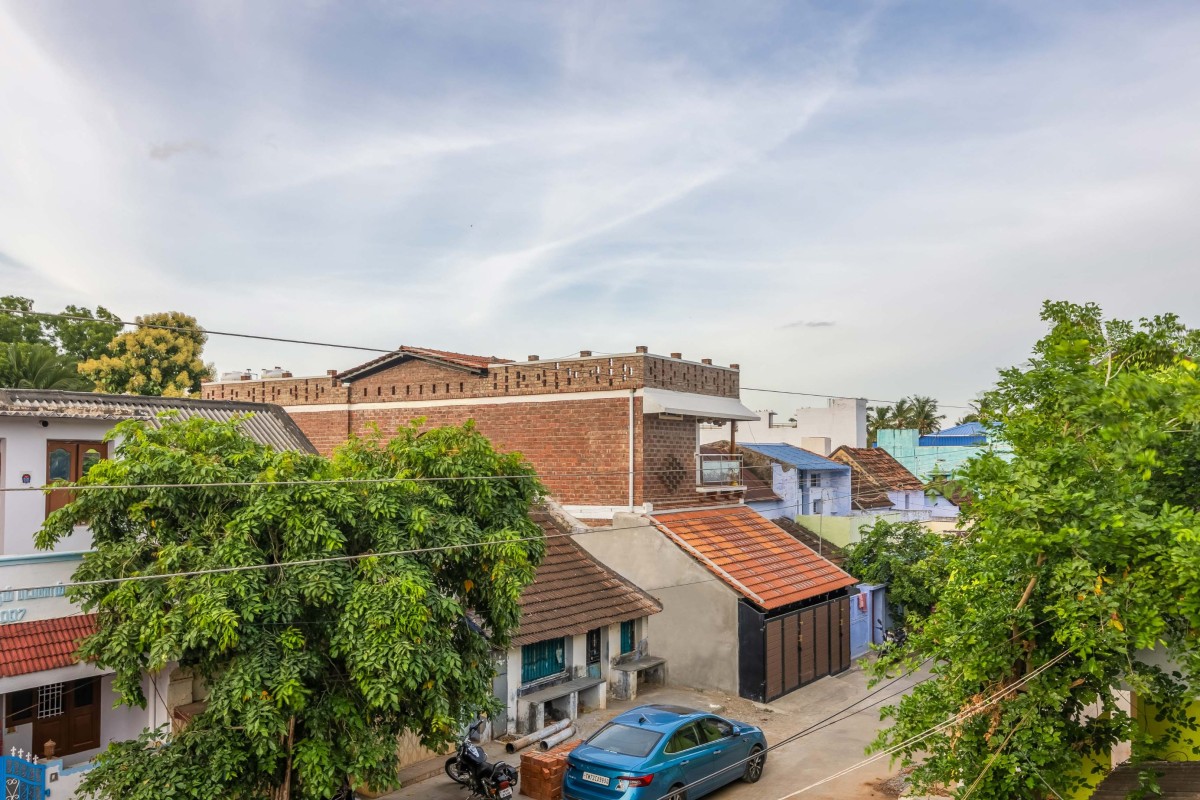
[843,519,949,624]
[0,342,91,390]
[872,301,1200,799]
[38,417,545,800]
[867,395,945,443]
[79,311,211,396]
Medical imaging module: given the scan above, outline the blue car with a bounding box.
[564,704,767,800]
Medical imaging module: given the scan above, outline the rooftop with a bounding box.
[737,443,850,473]
[335,345,513,381]
[514,508,662,647]
[0,389,316,453]
[651,505,857,611]
[918,421,989,447]
[830,446,924,511]
[0,614,96,678]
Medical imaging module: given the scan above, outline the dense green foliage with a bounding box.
[78,311,210,396]
[843,519,950,623]
[0,342,91,389]
[867,395,945,443]
[873,301,1200,799]
[38,417,545,799]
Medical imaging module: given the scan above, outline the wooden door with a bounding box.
[29,679,100,758]
[765,619,783,700]
[799,608,816,685]
[814,604,830,678]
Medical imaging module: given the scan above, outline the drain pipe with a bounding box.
[628,389,636,512]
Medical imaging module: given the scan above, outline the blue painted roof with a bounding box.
[919,421,987,446]
[739,443,850,472]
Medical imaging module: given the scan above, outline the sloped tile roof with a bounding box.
[0,390,316,453]
[771,518,847,568]
[514,509,662,647]
[830,446,922,510]
[336,345,511,381]
[651,505,856,611]
[0,614,96,677]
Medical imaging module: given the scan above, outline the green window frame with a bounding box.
[620,620,636,655]
[521,637,565,684]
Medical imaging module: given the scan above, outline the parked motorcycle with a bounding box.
[445,715,519,799]
[877,622,908,654]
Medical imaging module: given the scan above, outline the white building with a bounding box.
[700,397,867,453]
[0,390,314,796]
[732,442,853,520]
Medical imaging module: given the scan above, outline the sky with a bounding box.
[2,1,1199,414]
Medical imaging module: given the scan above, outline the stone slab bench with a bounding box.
[517,676,606,733]
[610,656,667,701]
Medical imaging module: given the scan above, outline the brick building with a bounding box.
[203,346,760,520]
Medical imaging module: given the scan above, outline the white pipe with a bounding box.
[628,389,635,511]
[505,718,572,753]
[539,726,577,750]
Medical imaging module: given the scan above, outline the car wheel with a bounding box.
[742,745,766,783]
[444,757,470,785]
[663,785,687,800]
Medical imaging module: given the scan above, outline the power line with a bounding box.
[0,308,392,354]
[0,307,973,411]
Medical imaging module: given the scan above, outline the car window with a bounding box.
[697,717,733,743]
[664,722,702,754]
[587,723,663,758]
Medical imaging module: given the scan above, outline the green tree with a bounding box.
[0,295,49,345]
[49,304,122,362]
[871,301,1200,799]
[0,342,91,390]
[79,311,210,396]
[867,405,895,446]
[38,416,545,800]
[907,395,944,436]
[843,519,950,623]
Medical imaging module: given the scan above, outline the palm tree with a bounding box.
[866,405,895,446]
[907,395,944,436]
[0,342,91,390]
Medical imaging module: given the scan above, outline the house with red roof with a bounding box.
[577,504,858,703]
[0,390,314,791]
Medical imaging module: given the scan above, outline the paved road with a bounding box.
[380,662,925,800]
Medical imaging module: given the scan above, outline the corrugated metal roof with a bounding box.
[919,421,988,446]
[514,509,662,646]
[651,505,857,611]
[738,443,850,472]
[0,390,316,453]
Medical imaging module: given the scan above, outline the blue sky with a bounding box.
[2,1,1198,412]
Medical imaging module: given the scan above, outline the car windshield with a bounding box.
[586,723,663,757]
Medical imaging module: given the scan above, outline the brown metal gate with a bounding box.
[762,596,852,702]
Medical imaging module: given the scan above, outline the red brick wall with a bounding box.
[287,396,732,508]
[201,353,740,405]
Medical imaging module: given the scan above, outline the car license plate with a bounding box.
[582,771,609,786]
[499,788,513,798]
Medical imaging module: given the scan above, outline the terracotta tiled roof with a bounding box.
[0,614,96,677]
[771,518,847,568]
[514,509,662,647]
[1091,762,1200,798]
[651,505,857,611]
[830,446,922,510]
[336,346,511,381]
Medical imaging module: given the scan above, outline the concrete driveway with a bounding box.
[378,662,925,800]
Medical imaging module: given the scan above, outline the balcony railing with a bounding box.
[697,453,742,488]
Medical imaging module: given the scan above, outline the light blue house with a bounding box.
[876,422,1004,481]
[735,442,853,520]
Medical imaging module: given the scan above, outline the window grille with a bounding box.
[38,683,64,718]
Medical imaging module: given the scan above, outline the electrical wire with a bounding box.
[0,492,928,595]
[0,307,973,410]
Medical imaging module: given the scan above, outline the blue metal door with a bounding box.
[2,754,48,800]
[850,589,871,658]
